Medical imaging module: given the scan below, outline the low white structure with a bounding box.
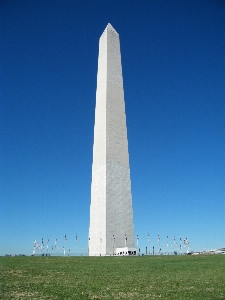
[89,24,135,256]
[115,247,137,256]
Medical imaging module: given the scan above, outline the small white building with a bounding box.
[116,247,137,256]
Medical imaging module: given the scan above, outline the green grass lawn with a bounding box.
[1,255,225,299]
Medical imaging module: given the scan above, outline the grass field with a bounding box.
[1,255,225,299]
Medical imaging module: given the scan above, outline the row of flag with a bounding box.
[138,234,190,253]
[131,234,189,245]
[108,233,190,248]
[33,234,79,255]
[112,233,190,253]
[34,233,190,254]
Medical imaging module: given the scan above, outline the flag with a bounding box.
[65,234,67,241]
[185,238,189,253]
[76,234,78,243]
[148,234,150,242]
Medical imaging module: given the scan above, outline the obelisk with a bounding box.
[89,24,135,256]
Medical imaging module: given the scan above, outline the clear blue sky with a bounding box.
[1,0,224,255]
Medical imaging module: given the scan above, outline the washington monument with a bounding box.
[89,24,135,256]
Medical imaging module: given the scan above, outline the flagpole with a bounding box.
[158,235,160,255]
[64,234,67,256]
[113,235,115,256]
[75,233,78,256]
[33,240,36,255]
[166,236,168,255]
[174,236,176,254]
[179,236,182,255]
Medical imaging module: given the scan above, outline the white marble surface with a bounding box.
[89,24,135,256]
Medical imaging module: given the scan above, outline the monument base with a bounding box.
[115,247,137,256]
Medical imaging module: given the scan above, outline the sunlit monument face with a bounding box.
[89,24,135,256]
